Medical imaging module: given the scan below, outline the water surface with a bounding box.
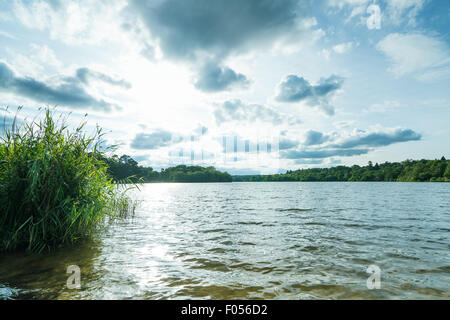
[1,182,449,299]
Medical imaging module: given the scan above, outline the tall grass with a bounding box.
[0,107,135,253]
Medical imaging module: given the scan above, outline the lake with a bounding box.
[0,182,449,299]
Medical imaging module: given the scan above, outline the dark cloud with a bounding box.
[314,75,343,96]
[128,0,311,91]
[0,62,15,86]
[275,75,312,102]
[282,128,421,160]
[214,99,300,125]
[304,130,328,145]
[281,148,369,159]
[76,68,132,89]
[130,129,181,150]
[279,138,299,150]
[275,74,344,115]
[332,129,421,148]
[0,62,116,111]
[47,0,62,10]
[129,0,308,61]
[194,63,249,92]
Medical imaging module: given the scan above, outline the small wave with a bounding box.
[207,247,239,254]
[239,241,256,246]
[304,222,325,226]
[160,277,202,288]
[202,228,227,233]
[385,252,420,261]
[236,221,263,225]
[177,284,266,299]
[186,258,230,272]
[276,208,314,212]
[0,284,18,300]
[290,283,350,298]
[302,245,320,252]
[414,266,450,274]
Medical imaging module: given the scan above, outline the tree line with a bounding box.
[232,157,450,182]
[101,155,450,183]
[102,154,232,183]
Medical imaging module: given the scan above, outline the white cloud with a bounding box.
[377,33,450,81]
[386,0,426,26]
[321,49,331,60]
[364,100,402,113]
[213,99,301,126]
[332,41,357,54]
[326,0,369,10]
[5,43,63,77]
[29,44,62,68]
[0,30,17,39]
[6,52,44,78]
[346,5,366,22]
[329,0,426,27]
[12,0,127,45]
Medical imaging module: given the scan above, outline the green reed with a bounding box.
[0,108,135,253]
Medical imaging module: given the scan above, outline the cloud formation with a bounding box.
[213,99,300,125]
[275,74,344,115]
[331,128,422,149]
[281,127,421,160]
[76,68,132,89]
[130,129,181,150]
[128,0,314,91]
[377,33,450,81]
[129,0,308,61]
[0,62,116,111]
[332,41,357,54]
[304,130,329,146]
[279,138,300,150]
[282,148,369,159]
[194,63,250,92]
[12,0,126,45]
[327,0,426,27]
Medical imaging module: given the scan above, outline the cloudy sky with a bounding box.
[1,0,449,174]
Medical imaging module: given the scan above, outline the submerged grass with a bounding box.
[0,107,135,253]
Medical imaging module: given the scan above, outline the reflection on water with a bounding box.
[1,182,449,299]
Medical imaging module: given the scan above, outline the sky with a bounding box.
[0,0,449,174]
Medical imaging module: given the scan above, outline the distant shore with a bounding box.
[106,155,449,183]
[232,158,450,182]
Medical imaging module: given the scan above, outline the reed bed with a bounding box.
[0,108,135,253]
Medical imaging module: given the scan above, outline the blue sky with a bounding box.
[0,0,449,174]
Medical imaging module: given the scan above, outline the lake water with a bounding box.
[1,182,449,299]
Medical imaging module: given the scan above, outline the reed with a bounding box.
[0,107,135,253]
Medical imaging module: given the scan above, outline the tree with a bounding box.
[444,164,450,180]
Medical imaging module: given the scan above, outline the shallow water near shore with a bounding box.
[1,182,449,299]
